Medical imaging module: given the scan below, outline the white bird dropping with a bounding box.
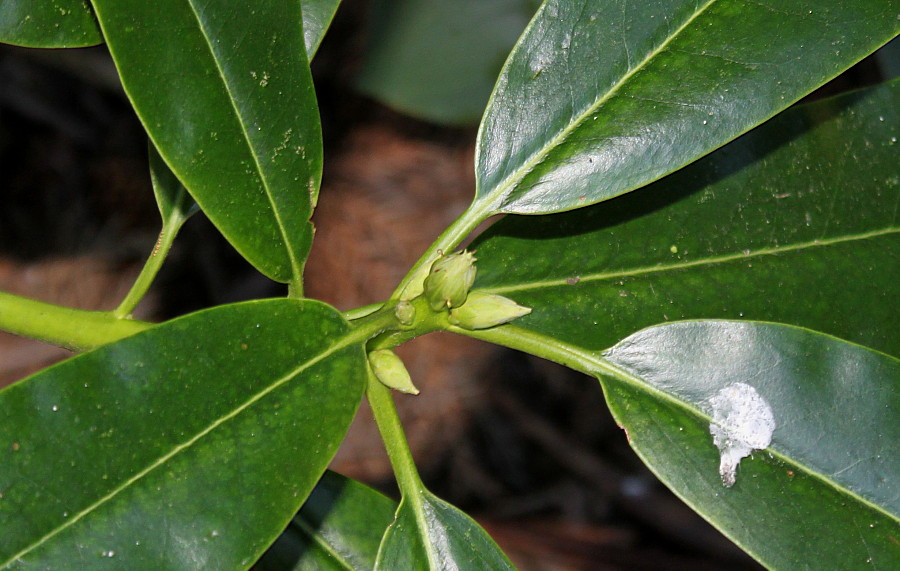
[708,382,776,487]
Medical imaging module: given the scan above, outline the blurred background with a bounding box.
[1,1,895,568]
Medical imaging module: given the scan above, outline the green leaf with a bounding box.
[474,0,899,215]
[600,321,899,569]
[257,471,397,571]
[0,0,101,47]
[148,141,198,225]
[355,0,537,125]
[471,81,900,355]
[0,299,367,569]
[90,0,323,286]
[375,489,513,570]
[303,0,342,59]
[0,1,337,54]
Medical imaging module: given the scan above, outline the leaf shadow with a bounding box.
[473,87,872,245]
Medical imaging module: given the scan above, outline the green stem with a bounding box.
[389,203,491,300]
[0,290,153,352]
[448,322,714,421]
[367,295,446,351]
[446,323,615,379]
[113,226,176,318]
[287,276,304,299]
[366,369,426,498]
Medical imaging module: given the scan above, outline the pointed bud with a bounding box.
[449,292,532,330]
[368,349,419,395]
[423,250,477,311]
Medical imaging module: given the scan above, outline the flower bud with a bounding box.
[423,250,477,311]
[394,300,416,326]
[368,349,419,395]
[449,291,532,330]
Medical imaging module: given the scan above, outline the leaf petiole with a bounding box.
[0,290,152,352]
[390,201,492,300]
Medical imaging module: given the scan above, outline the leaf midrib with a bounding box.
[476,0,720,211]
[2,324,369,566]
[478,227,898,295]
[186,0,302,283]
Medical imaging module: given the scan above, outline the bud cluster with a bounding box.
[422,250,531,330]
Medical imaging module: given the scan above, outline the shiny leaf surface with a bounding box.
[258,471,397,571]
[355,0,537,125]
[475,0,899,215]
[472,81,900,355]
[0,299,366,569]
[375,490,513,570]
[600,321,899,568]
[302,0,342,59]
[0,0,338,53]
[91,0,322,285]
[0,0,101,47]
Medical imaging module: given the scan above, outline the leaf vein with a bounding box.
[480,227,899,295]
[186,1,301,282]
[1,326,368,565]
[481,0,721,210]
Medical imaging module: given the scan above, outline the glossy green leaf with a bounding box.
[91,0,322,285]
[375,489,513,570]
[257,470,397,571]
[0,0,101,47]
[599,321,899,569]
[0,0,337,54]
[474,0,899,215]
[303,0,342,59]
[472,81,900,355]
[0,299,367,569]
[355,0,537,125]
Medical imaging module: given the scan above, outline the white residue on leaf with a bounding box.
[707,382,775,487]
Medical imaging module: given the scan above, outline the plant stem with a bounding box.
[287,279,303,299]
[113,226,177,318]
[447,323,713,421]
[0,290,153,352]
[366,369,426,498]
[447,323,614,379]
[389,202,491,300]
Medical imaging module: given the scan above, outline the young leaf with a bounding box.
[90,0,323,286]
[375,490,514,570]
[474,0,899,215]
[149,142,198,226]
[257,471,397,571]
[355,0,537,125]
[600,321,899,569]
[0,0,101,47]
[471,81,900,355]
[110,144,200,318]
[0,299,367,569]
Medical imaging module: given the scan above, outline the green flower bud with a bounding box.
[368,349,419,395]
[394,300,416,326]
[423,250,477,311]
[448,291,532,330]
